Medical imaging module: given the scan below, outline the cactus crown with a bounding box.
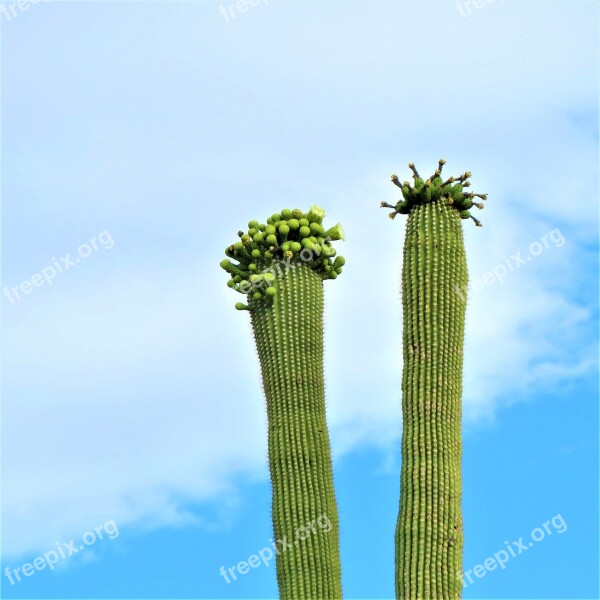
[221,204,346,310]
[381,159,488,227]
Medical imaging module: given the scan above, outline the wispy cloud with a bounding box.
[2,0,597,560]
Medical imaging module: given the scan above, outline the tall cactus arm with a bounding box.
[382,161,487,599]
[221,206,345,599]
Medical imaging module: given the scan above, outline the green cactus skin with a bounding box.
[383,161,487,599]
[221,206,344,599]
[252,262,342,599]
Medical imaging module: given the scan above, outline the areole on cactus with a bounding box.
[221,205,345,599]
[383,160,486,600]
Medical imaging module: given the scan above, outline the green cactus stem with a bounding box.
[382,160,487,599]
[221,205,345,599]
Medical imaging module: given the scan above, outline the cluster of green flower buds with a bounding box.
[381,159,488,227]
[221,205,346,310]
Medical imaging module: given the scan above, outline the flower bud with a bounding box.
[307,205,326,223]
[310,222,324,235]
[220,259,240,275]
[324,223,345,241]
[333,256,345,269]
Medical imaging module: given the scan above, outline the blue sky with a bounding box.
[1,1,598,598]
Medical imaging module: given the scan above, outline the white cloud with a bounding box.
[2,0,597,559]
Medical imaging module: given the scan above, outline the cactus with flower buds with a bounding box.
[221,205,345,599]
[382,160,487,599]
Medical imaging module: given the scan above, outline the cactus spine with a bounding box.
[221,206,345,599]
[382,160,487,599]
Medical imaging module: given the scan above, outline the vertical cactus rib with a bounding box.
[221,206,345,599]
[251,264,341,599]
[383,161,486,599]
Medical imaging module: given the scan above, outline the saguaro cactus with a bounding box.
[221,206,345,599]
[381,160,487,599]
